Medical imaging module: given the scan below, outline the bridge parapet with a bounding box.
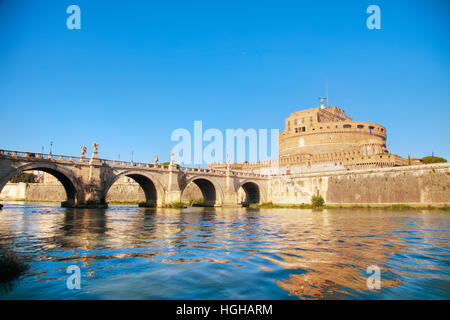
[179,165,268,179]
[0,149,90,163]
[0,149,270,178]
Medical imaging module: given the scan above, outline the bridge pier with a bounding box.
[221,171,240,207]
[166,163,182,204]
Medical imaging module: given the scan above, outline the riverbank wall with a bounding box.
[269,163,450,206]
[1,163,449,206]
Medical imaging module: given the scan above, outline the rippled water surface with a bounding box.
[0,202,449,299]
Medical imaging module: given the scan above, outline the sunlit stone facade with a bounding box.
[210,103,410,174]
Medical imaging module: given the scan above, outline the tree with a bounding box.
[311,195,325,208]
[422,156,447,164]
[11,173,37,183]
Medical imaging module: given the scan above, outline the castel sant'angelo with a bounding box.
[210,99,415,174]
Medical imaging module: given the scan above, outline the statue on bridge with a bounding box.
[80,146,87,158]
[154,155,159,166]
[92,142,99,158]
[170,152,175,166]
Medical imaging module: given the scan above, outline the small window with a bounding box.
[357,125,364,129]
[343,124,351,129]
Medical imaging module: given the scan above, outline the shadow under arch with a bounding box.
[239,181,261,206]
[183,178,221,207]
[105,171,164,207]
[0,163,78,207]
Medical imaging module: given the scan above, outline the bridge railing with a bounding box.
[0,149,90,163]
[101,159,170,169]
[0,149,269,177]
[178,165,268,178]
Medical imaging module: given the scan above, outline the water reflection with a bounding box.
[0,202,449,299]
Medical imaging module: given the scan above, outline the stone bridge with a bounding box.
[0,149,269,208]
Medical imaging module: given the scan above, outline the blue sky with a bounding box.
[1,0,449,164]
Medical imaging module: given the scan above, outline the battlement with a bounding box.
[281,120,386,138]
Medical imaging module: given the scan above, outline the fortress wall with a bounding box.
[27,184,67,201]
[269,163,450,205]
[1,164,449,206]
[181,183,203,201]
[279,121,386,158]
[105,184,145,202]
[0,183,28,200]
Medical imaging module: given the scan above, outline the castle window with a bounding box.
[336,125,338,129]
[369,126,375,130]
[357,125,364,129]
[343,124,351,129]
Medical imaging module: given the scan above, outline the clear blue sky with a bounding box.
[1,0,449,163]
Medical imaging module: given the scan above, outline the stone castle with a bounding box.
[209,100,417,174]
[0,99,448,207]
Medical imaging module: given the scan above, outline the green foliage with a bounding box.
[249,202,313,209]
[422,156,447,164]
[165,201,186,209]
[388,204,413,210]
[11,173,36,183]
[188,197,204,206]
[311,195,325,208]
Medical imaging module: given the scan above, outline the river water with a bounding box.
[0,202,449,299]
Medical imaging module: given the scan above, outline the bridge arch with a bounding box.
[0,162,79,207]
[238,180,265,206]
[104,170,164,207]
[182,176,224,207]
